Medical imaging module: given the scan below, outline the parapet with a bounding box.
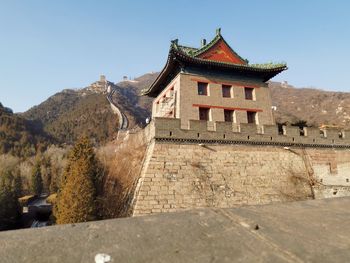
[151,117,350,148]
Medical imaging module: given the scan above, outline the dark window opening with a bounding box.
[277,124,284,135]
[222,85,232,98]
[247,111,256,124]
[198,82,208,96]
[199,107,210,121]
[245,87,254,100]
[224,110,234,122]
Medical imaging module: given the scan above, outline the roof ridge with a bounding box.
[171,46,287,70]
[192,33,221,57]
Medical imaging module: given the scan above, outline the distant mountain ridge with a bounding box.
[269,82,350,128]
[20,73,350,147]
[0,102,51,157]
[22,73,157,144]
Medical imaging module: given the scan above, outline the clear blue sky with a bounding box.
[1,0,349,112]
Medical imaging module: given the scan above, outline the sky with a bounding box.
[0,0,350,112]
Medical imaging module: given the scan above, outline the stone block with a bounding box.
[325,129,341,140]
[188,120,209,131]
[215,122,234,133]
[283,126,301,137]
[263,125,279,136]
[305,127,321,138]
[154,117,181,130]
[240,124,259,134]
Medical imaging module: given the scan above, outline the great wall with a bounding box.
[125,118,350,216]
[121,29,350,216]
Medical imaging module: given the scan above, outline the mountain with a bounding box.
[22,73,158,144]
[269,82,350,128]
[21,72,350,147]
[0,102,52,157]
[109,73,155,126]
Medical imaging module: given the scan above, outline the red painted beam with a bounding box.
[192,104,263,112]
[190,78,260,88]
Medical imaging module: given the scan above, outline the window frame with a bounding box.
[197,82,209,96]
[222,85,233,98]
[247,111,257,124]
[224,109,235,122]
[244,87,255,100]
[199,107,210,121]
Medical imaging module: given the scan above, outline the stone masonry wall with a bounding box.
[178,73,275,128]
[131,142,314,216]
[129,119,350,216]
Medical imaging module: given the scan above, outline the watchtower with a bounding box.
[142,28,287,129]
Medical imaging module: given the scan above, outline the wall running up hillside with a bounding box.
[129,118,350,216]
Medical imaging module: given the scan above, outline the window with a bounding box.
[224,110,235,122]
[198,82,208,96]
[199,107,210,121]
[222,85,232,98]
[247,111,257,124]
[245,87,254,100]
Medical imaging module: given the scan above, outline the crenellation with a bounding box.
[305,127,320,137]
[240,123,261,134]
[283,125,301,137]
[325,129,341,140]
[263,125,279,135]
[151,118,350,148]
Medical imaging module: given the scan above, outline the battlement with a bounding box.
[151,117,350,147]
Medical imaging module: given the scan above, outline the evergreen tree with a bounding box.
[13,173,23,199]
[31,161,43,195]
[49,166,59,194]
[0,171,21,230]
[40,156,53,193]
[54,137,98,224]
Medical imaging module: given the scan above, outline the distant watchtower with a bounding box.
[142,28,287,128]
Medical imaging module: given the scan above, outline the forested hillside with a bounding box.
[0,102,51,157]
[23,73,158,145]
[23,90,119,145]
[270,82,350,128]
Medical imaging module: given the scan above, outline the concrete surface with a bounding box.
[0,197,350,263]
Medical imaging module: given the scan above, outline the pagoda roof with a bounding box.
[142,29,287,97]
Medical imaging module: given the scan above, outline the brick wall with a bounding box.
[131,142,314,216]
[128,119,350,216]
[178,73,275,128]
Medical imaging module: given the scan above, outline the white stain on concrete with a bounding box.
[95,253,111,263]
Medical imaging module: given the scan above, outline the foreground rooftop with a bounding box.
[1,197,349,262]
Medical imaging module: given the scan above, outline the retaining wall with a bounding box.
[130,118,350,216]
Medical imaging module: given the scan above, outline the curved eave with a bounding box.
[173,49,287,81]
[141,52,178,97]
[143,48,287,97]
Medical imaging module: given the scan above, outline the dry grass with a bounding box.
[46,193,57,204]
[96,130,148,218]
